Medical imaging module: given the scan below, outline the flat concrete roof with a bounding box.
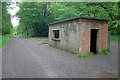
[48,16,108,26]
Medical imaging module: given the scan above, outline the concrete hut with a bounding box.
[48,17,108,54]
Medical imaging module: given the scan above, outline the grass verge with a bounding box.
[110,35,120,41]
[0,35,11,49]
[0,36,1,48]
[76,52,93,58]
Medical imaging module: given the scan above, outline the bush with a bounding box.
[97,47,110,55]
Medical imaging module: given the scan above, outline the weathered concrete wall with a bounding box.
[49,20,81,53]
[49,18,108,54]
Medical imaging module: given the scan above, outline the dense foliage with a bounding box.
[17,2,119,37]
[2,2,13,35]
[17,2,54,37]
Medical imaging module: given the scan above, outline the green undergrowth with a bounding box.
[0,34,11,48]
[76,52,93,58]
[110,35,120,41]
[0,37,1,48]
[97,47,111,55]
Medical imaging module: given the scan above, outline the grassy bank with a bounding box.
[0,36,1,48]
[110,35,120,41]
[0,35,11,49]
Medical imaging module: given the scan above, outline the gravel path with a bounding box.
[2,36,118,78]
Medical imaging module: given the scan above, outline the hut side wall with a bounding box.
[49,20,81,53]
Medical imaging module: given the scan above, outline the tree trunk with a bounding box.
[26,25,29,36]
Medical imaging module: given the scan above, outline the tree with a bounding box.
[16,2,119,36]
[17,2,54,37]
[2,2,13,35]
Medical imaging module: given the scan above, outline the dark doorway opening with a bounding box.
[90,29,98,54]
